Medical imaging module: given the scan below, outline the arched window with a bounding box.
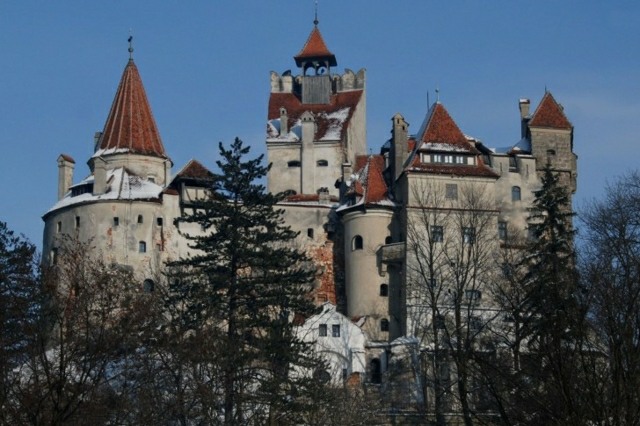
[352,235,363,251]
[139,241,147,253]
[137,214,144,224]
[512,186,521,202]
[143,279,155,293]
[381,318,389,332]
[380,284,389,297]
[385,236,392,244]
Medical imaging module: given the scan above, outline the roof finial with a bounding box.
[314,0,319,26]
[128,31,134,60]
[435,86,440,103]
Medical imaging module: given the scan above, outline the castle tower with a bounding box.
[526,92,577,195]
[42,51,175,275]
[266,21,367,198]
[338,155,394,341]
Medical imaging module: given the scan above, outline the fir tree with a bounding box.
[519,164,582,423]
[167,138,323,425]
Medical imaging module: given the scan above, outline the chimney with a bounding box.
[280,107,288,135]
[57,154,75,200]
[93,157,107,195]
[391,113,409,182]
[519,99,530,138]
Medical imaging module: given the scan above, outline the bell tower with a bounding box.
[266,20,367,197]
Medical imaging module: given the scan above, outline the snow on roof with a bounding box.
[319,108,350,141]
[47,167,163,213]
[92,147,130,158]
[267,108,350,142]
[421,142,472,153]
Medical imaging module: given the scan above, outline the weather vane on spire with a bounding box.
[314,0,319,26]
[128,31,134,60]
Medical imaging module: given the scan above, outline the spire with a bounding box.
[128,34,134,60]
[314,0,319,26]
[529,92,572,129]
[97,57,168,158]
[294,25,337,68]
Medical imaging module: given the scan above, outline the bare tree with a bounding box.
[5,237,148,425]
[405,181,500,425]
[580,171,640,424]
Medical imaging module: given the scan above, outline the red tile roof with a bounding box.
[294,26,337,67]
[175,159,214,180]
[284,193,339,203]
[529,92,572,129]
[98,60,168,158]
[268,90,363,140]
[351,155,389,205]
[417,103,477,152]
[58,153,75,163]
[408,162,499,178]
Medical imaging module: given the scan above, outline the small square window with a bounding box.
[307,228,314,238]
[137,215,144,224]
[462,227,475,244]
[332,324,340,337]
[380,284,389,297]
[431,225,443,242]
[380,319,389,332]
[319,324,327,337]
[445,184,458,200]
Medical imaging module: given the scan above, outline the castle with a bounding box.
[42,22,577,394]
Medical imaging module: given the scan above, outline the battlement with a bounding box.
[270,68,366,95]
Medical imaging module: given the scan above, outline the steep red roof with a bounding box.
[175,159,214,180]
[294,26,337,67]
[97,60,168,158]
[529,92,572,129]
[417,103,475,151]
[268,91,363,140]
[351,155,389,205]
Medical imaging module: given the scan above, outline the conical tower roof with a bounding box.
[294,26,337,67]
[97,59,168,158]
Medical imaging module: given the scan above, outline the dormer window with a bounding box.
[431,154,468,165]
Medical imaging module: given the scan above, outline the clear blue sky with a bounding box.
[1,1,638,247]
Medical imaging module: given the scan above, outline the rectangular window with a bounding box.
[157,217,163,226]
[498,221,507,240]
[319,324,327,337]
[113,217,119,226]
[431,225,443,242]
[469,316,483,331]
[462,227,475,244]
[332,324,341,337]
[75,216,80,228]
[435,314,446,330]
[465,289,482,301]
[139,241,147,253]
[56,221,62,233]
[445,184,458,200]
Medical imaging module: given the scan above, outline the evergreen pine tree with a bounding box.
[519,164,582,423]
[167,138,323,425]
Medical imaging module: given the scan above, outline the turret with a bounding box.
[391,113,409,182]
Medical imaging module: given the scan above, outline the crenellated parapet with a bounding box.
[270,68,366,95]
